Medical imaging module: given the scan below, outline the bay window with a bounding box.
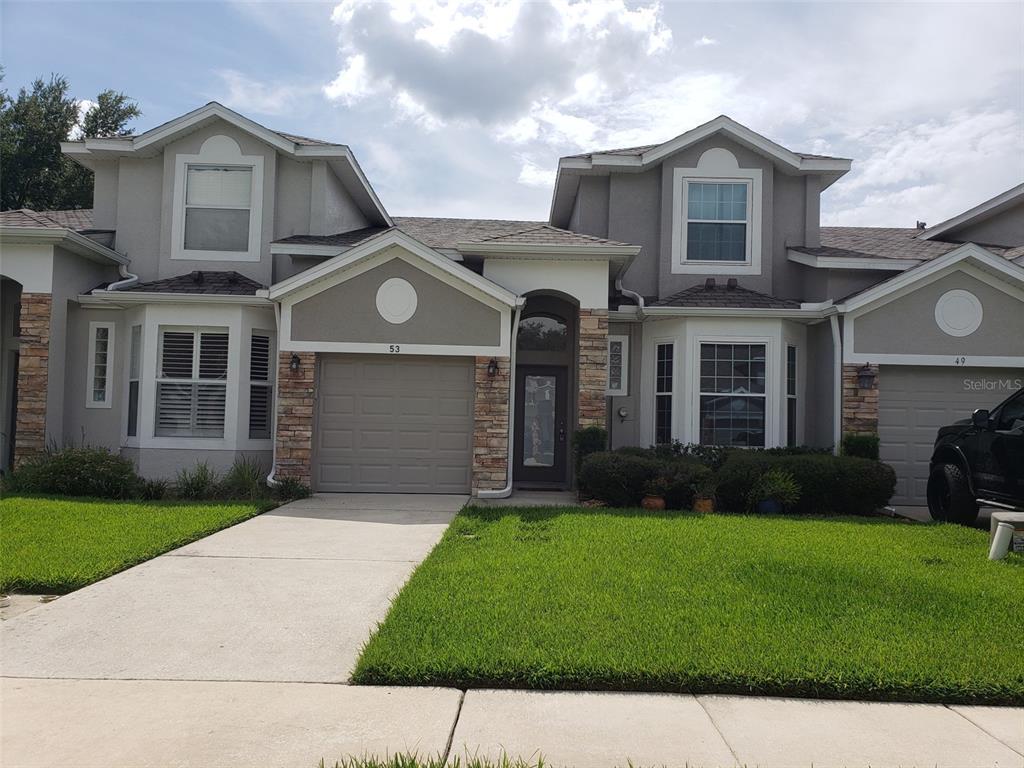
[155,328,229,438]
[699,343,766,447]
[655,343,674,445]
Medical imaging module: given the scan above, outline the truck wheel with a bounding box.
[927,463,978,525]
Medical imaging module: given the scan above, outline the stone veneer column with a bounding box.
[472,355,510,495]
[577,308,609,429]
[274,351,315,486]
[841,362,880,435]
[13,293,51,467]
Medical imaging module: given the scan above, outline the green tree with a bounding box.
[0,75,140,211]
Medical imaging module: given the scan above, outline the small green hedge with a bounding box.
[843,432,881,460]
[578,451,711,509]
[716,452,895,515]
[3,447,142,499]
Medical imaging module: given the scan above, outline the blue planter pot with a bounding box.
[755,499,783,515]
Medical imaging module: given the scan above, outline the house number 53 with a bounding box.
[389,345,401,353]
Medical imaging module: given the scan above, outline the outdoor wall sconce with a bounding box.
[617,406,629,423]
[487,358,499,377]
[290,353,301,373]
[856,363,877,390]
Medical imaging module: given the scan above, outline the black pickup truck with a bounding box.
[927,386,1024,524]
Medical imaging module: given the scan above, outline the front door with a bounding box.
[514,365,568,485]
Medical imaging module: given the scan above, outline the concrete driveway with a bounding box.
[1,493,462,683]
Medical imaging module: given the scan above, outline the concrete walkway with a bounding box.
[3,493,1021,767]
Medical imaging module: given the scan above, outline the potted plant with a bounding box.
[693,476,717,513]
[641,476,668,510]
[747,469,801,514]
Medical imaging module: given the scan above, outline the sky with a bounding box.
[2,0,1022,226]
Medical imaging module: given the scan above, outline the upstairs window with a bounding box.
[184,165,253,253]
[686,181,749,262]
[155,328,229,438]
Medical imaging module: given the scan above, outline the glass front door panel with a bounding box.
[523,375,556,467]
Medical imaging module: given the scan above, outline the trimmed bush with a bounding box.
[175,462,220,500]
[716,452,896,516]
[572,426,607,476]
[578,451,665,507]
[843,432,881,460]
[663,460,713,510]
[2,447,142,499]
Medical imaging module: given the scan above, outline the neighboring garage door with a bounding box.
[314,355,474,493]
[878,366,1022,505]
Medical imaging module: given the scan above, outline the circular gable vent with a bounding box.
[934,289,983,337]
[376,277,418,324]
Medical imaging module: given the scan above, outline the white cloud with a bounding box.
[214,69,310,116]
[322,55,373,105]
[517,159,554,188]
[694,35,718,46]
[68,99,97,140]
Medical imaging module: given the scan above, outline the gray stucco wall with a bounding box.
[606,320,644,448]
[48,247,121,447]
[91,161,119,231]
[803,320,835,448]
[854,271,1024,356]
[799,267,890,303]
[114,156,164,281]
[290,252,502,346]
[570,176,610,240]
[275,156,312,239]
[316,160,369,235]
[63,304,124,450]
[771,174,813,301]
[944,200,1024,247]
[609,170,660,298]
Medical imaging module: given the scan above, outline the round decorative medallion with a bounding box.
[375,277,418,324]
[934,289,983,337]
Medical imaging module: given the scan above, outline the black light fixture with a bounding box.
[290,353,301,373]
[486,358,499,377]
[856,363,876,390]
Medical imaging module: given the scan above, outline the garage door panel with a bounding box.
[879,366,1021,506]
[314,355,474,493]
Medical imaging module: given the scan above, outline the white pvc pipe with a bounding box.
[989,522,1014,560]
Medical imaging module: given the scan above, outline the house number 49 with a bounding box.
[389,345,401,353]
[954,356,967,366]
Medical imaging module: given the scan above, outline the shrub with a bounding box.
[578,451,664,507]
[747,468,801,512]
[716,452,896,516]
[139,478,169,501]
[671,442,735,471]
[842,432,881,460]
[572,426,607,477]
[2,447,141,499]
[273,476,311,501]
[176,462,220,500]
[663,460,713,510]
[218,456,269,500]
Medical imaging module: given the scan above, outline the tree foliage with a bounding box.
[0,73,140,211]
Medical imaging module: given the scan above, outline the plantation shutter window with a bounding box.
[155,328,229,438]
[86,322,115,408]
[248,332,273,440]
[183,165,253,252]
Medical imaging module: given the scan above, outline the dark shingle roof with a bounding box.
[566,143,845,162]
[472,224,633,247]
[393,217,544,249]
[651,283,800,309]
[792,227,1019,262]
[117,271,264,295]
[273,227,390,248]
[1,208,95,231]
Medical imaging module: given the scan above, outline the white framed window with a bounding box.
[127,324,141,436]
[155,327,229,438]
[671,148,762,275]
[655,342,674,445]
[86,321,115,408]
[248,331,274,440]
[171,134,264,262]
[786,345,797,447]
[698,342,767,448]
[606,334,629,396]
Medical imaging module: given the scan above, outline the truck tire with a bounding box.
[927,463,978,525]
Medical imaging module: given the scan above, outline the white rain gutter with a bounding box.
[265,301,283,488]
[615,279,645,319]
[101,263,139,291]
[476,297,526,499]
[830,313,842,455]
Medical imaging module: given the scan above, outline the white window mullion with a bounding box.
[606,334,629,396]
[86,322,115,409]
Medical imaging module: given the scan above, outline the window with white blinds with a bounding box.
[155,328,229,438]
[183,165,253,252]
[248,332,273,440]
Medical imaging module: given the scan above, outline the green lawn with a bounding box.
[354,507,1024,705]
[0,495,267,593]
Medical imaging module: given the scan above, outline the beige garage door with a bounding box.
[878,366,1022,505]
[314,355,474,493]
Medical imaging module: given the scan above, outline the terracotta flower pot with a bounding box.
[641,494,666,510]
[693,496,715,513]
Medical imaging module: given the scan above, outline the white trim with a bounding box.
[786,249,921,271]
[276,340,507,357]
[653,340,675,444]
[0,226,127,265]
[270,242,349,257]
[80,292,271,307]
[606,334,629,397]
[934,289,984,337]
[842,352,1024,368]
[918,183,1024,241]
[671,150,763,276]
[85,321,115,409]
[690,335,774,449]
[643,306,826,319]
[170,136,264,262]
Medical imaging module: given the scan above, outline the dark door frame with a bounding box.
[513,364,569,487]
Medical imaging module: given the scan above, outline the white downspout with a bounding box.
[104,262,140,291]
[615,278,645,318]
[265,300,283,487]
[830,313,842,456]
[477,298,525,499]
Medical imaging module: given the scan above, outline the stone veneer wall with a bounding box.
[274,351,315,486]
[14,293,51,467]
[472,355,510,494]
[577,308,609,429]
[841,362,879,435]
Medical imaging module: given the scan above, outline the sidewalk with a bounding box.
[3,678,1021,768]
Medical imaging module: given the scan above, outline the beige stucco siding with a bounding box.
[853,271,1024,356]
[290,255,502,346]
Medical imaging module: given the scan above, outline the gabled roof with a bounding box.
[0,208,126,265]
[650,283,800,309]
[550,115,851,227]
[918,183,1024,243]
[273,227,390,249]
[60,101,391,227]
[114,271,264,296]
[0,208,96,231]
[470,223,632,247]
[393,217,543,249]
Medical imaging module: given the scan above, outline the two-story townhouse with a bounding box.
[1,104,1021,507]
